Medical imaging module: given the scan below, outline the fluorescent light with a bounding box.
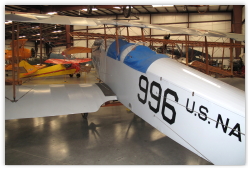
[47,12,57,15]
[152,5,174,7]
[52,30,62,33]
[113,6,133,9]
[82,8,97,11]
[5,21,12,24]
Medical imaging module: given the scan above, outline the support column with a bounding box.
[86,26,89,58]
[233,5,243,58]
[149,14,152,47]
[65,25,73,48]
[16,22,20,81]
[35,41,38,58]
[126,27,130,43]
[39,23,43,65]
[141,28,145,46]
[221,47,225,69]
[185,35,189,65]
[230,45,233,75]
[115,26,119,57]
[11,22,16,101]
[45,43,52,57]
[104,25,107,51]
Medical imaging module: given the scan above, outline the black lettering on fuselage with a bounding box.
[198,105,208,121]
[186,98,195,113]
[216,114,242,142]
[229,123,242,142]
[216,114,229,133]
[137,75,243,143]
[148,81,162,113]
[138,75,148,104]
[161,89,178,125]
[137,75,178,125]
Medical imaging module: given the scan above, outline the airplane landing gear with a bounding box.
[76,73,81,78]
[69,74,73,77]
[81,113,88,119]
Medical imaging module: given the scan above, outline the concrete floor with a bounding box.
[5,69,245,165]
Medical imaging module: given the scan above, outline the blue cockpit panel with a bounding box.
[107,40,169,73]
[107,39,134,60]
[123,45,169,73]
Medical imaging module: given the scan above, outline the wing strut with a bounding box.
[205,36,209,74]
[11,22,16,101]
[115,26,120,55]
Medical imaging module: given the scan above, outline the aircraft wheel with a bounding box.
[76,73,81,78]
[81,113,88,119]
[69,74,73,77]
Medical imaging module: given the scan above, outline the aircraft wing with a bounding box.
[5,11,245,41]
[62,47,92,55]
[45,58,92,65]
[5,83,117,120]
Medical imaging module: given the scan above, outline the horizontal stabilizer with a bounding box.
[5,83,117,120]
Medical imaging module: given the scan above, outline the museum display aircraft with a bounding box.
[5,39,33,72]
[5,39,31,61]
[16,60,76,78]
[5,11,245,165]
[46,47,92,77]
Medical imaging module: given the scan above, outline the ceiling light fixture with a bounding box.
[5,21,12,24]
[52,30,62,33]
[152,5,174,7]
[47,12,57,15]
[19,35,26,38]
[82,8,97,11]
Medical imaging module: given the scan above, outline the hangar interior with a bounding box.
[5,5,245,165]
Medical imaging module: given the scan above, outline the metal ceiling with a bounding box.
[5,5,236,47]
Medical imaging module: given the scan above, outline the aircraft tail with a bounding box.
[19,60,39,78]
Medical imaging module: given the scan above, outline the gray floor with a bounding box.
[5,69,245,165]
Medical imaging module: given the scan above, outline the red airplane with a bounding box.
[45,47,92,78]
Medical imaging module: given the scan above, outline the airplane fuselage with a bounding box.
[92,38,245,165]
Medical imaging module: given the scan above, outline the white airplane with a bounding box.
[5,12,245,165]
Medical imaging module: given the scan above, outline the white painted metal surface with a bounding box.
[5,84,117,120]
[93,39,245,165]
